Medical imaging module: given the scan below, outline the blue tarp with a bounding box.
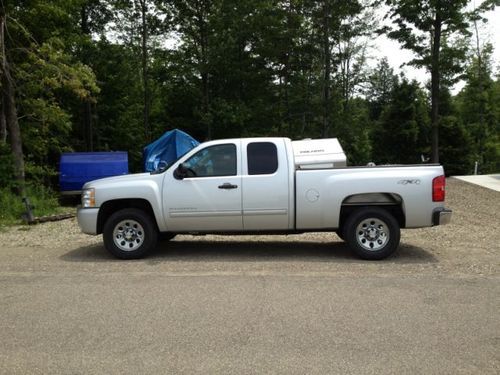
[143,129,199,172]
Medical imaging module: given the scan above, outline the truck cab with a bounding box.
[163,138,294,232]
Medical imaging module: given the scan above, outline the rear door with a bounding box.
[163,141,243,231]
[241,139,290,230]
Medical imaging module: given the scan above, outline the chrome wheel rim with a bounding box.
[355,218,389,251]
[113,219,145,251]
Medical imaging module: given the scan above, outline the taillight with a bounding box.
[432,175,445,202]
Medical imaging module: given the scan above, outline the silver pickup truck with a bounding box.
[77,137,452,260]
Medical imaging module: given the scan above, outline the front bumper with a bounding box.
[77,207,100,234]
[432,208,452,226]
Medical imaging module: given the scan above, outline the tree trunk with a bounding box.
[1,11,25,196]
[322,1,331,138]
[0,12,6,145]
[430,11,442,163]
[473,18,484,162]
[198,2,210,140]
[0,94,6,144]
[140,0,150,142]
[84,101,93,150]
[81,3,93,151]
[283,0,292,134]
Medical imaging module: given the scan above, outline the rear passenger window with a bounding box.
[247,142,278,175]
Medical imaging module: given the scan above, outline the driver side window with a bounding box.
[183,144,237,177]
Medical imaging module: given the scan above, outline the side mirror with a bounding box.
[174,163,188,180]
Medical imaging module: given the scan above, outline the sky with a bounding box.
[373,3,500,93]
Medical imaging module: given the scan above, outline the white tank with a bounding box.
[292,138,347,169]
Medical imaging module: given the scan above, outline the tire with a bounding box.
[335,229,344,241]
[343,207,400,260]
[159,232,176,242]
[103,208,158,259]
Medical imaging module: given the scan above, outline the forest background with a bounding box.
[0,0,499,221]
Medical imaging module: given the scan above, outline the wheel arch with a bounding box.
[97,199,159,234]
[339,193,406,229]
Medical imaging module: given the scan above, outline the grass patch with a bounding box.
[0,185,68,226]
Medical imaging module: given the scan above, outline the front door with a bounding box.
[163,141,243,232]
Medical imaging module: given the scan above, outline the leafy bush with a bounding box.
[0,185,66,226]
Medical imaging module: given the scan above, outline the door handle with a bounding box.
[218,183,238,189]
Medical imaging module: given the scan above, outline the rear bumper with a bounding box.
[432,208,452,226]
[77,207,99,234]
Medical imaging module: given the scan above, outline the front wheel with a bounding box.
[343,207,400,260]
[159,232,176,242]
[103,208,158,259]
[335,229,344,241]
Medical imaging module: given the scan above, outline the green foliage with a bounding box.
[0,185,65,226]
[439,115,474,175]
[16,39,99,181]
[455,45,500,174]
[366,58,398,120]
[0,143,15,189]
[2,0,99,190]
[372,77,430,164]
[78,40,146,170]
[381,0,470,72]
[379,0,489,163]
[0,0,497,200]
[336,98,373,165]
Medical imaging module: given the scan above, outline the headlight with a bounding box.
[81,188,95,208]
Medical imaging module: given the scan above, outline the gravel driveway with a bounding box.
[1,178,498,276]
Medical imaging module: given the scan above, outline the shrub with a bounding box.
[0,184,65,226]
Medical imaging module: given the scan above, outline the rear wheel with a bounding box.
[343,207,400,260]
[103,208,158,259]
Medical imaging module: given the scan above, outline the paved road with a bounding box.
[454,174,500,192]
[1,240,499,374]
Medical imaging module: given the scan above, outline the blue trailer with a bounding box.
[59,152,128,195]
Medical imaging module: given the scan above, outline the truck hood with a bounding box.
[84,173,153,188]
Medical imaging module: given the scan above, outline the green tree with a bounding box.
[373,76,430,164]
[114,0,165,142]
[455,44,500,173]
[366,57,398,120]
[77,0,114,151]
[0,0,98,192]
[308,0,364,138]
[161,0,282,140]
[1,3,25,194]
[164,0,218,139]
[336,97,372,164]
[380,0,498,163]
[77,40,145,170]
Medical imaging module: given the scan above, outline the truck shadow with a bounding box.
[61,240,437,264]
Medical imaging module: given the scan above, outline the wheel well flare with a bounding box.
[96,199,157,234]
[340,193,405,229]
